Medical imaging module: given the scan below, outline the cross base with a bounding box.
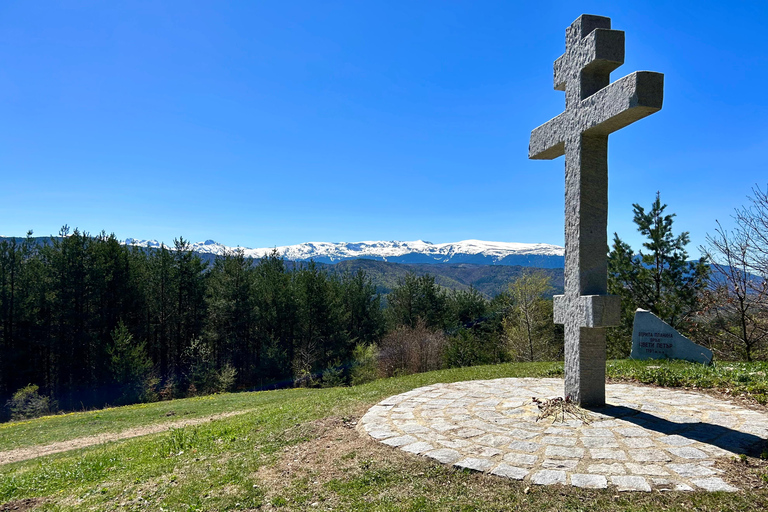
[565,325,608,407]
[554,294,620,407]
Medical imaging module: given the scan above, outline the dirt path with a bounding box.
[0,410,252,466]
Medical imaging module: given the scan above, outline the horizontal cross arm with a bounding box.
[580,71,664,136]
[553,294,621,327]
[529,112,566,159]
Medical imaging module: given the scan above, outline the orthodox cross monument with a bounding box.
[529,15,663,406]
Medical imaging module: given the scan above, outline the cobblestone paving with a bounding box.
[359,378,768,492]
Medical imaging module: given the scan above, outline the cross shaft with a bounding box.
[529,14,663,407]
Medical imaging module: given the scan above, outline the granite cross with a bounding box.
[529,14,663,407]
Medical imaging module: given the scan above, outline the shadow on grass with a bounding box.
[594,405,766,457]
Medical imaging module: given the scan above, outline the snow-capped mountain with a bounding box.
[123,239,565,268]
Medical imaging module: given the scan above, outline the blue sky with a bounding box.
[1,1,766,255]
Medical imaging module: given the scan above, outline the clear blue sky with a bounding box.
[1,1,766,255]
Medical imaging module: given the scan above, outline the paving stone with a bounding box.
[667,463,716,477]
[542,436,577,447]
[659,435,695,446]
[367,429,398,440]
[581,436,619,448]
[425,448,462,464]
[580,428,614,437]
[544,427,575,435]
[624,463,668,476]
[503,452,538,466]
[615,427,652,438]
[588,463,626,475]
[542,459,579,470]
[437,439,470,450]
[591,420,622,428]
[545,446,584,458]
[490,463,529,480]
[475,434,512,447]
[622,438,655,449]
[531,470,567,486]
[431,422,460,433]
[611,475,651,492]
[419,432,447,443]
[628,449,671,462]
[401,442,434,454]
[571,474,608,489]
[667,446,708,459]
[400,424,430,434]
[507,428,539,440]
[691,477,739,492]
[382,435,418,447]
[464,446,502,458]
[590,449,628,460]
[509,441,541,453]
[454,457,494,472]
[453,428,485,438]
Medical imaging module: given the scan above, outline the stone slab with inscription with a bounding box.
[630,309,713,365]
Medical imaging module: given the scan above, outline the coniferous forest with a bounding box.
[0,228,525,420]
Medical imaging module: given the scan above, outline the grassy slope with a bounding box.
[1,360,768,511]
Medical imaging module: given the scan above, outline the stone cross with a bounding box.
[529,14,663,407]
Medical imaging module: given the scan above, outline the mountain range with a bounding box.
[123,239,565,268]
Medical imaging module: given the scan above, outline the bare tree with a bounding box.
[702,186,768,361]
[735,185,768,277]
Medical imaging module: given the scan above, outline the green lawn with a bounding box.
[1,360,768,511]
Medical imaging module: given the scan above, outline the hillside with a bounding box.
[1,360,767,511]
[328,259,564,298]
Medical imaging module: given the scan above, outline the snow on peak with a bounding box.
[123,238,564,266]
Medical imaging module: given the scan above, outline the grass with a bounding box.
[0,359,767,511]
[607,359,768,403]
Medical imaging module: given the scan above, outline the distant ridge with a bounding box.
[123,239,565,268]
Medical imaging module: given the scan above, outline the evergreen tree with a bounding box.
[446,288,488,329]
[205,249,256,386]
[108,321,153,404]
[386,273,448,329]
[340,268,385,346]
[608,193,709,355]
[253,250,295,385]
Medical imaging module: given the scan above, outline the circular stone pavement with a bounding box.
[358,378,768,492]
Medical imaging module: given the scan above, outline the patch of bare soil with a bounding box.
[253,407,418,507]
[715,455,768,491]
[0,410,251,466]
[0,498,44,511]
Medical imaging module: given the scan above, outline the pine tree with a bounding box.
[608,193,709,355]
[386,273,448,329]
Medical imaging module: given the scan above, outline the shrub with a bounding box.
[108,322,155,404]
[159,376,179,401]
[350,343,379,386]
[6,384,56,421]
[445,328,510,368]
[321,359,345,388]
[216,363,238,393]
[378,320,447,377]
